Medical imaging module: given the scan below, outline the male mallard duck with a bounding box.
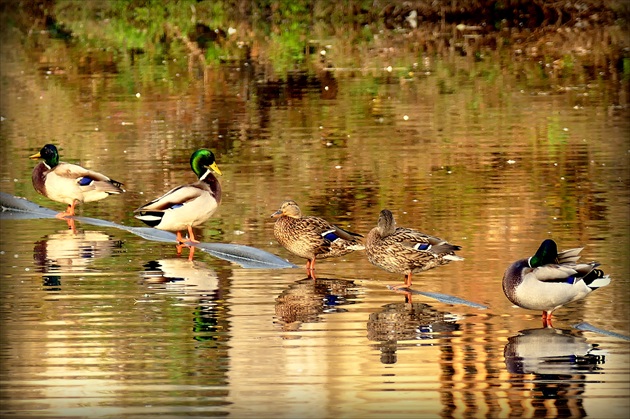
[271,200,364,278]
[29,144,125,219]
[365,209,463,289]
[134,149,222,255]
[141,259,219,303]
[502,239,610,327]
[504,327,602,375]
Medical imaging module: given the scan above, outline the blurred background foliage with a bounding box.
[2,0,628,79]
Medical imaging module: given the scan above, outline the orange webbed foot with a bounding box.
[55,202,78,219]
[55,211,73,219]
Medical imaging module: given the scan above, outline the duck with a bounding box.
[502,239,611,327]
[365,209,463,289]
[271,200,364,278]
[141,258,219,303]
[29,144,125,219]
[504,327,603,375]
[134,149,222,257]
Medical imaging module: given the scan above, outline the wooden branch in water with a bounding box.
[386,285,488,309]
[0,192,297,270]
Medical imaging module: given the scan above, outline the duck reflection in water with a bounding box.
[504,327,605,417]
[274,277,359,332]
[141,259,225,342]
[367,293,460,364]
[33,228,123,289]
[505,327,604,375]
[141,258,220,304]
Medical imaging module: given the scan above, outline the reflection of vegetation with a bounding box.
[545,117,570,146]
[2,3,627,243]
[4,0,626,80]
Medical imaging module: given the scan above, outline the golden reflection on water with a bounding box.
[0,32,628,418]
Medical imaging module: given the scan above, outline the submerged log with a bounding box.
[0,192,297,270]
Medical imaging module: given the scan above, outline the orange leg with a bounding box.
[175,229,199,260]
[388,273,413,291]
[405,272,413,288]
[68,201,77,216]
[65,218,77,234]
[175,231,187,257]
[404,290,413,304]
[176,227,201,244]
[542,311,554,328]
[186,225,200,243]
[306,259,317,279]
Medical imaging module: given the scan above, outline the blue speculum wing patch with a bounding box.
[322,231,338,241]
[169,203,184,210]
[78,177,93,186]
[546,275,578,284]
[325,295,339,306]
[414,243,431,251]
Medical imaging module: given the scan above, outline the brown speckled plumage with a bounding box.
[365,209,463,289]
[271,200,364,277]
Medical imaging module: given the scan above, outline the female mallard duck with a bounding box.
[29,144,125,218]
[134,149,222,255]
[271,200,364,278]
[502,239,610,327]
[365,209,463,289]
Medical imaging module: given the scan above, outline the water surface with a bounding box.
[1,32,629,419]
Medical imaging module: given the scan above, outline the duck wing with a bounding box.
[532,264,580,283]
[327,224,363,241]
[532,246,595,284]
[56,162,124,193]
[135,183,207,212]
[395,228,461,254]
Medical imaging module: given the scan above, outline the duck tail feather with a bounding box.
[557,247,583,263]
[584,270,611,289]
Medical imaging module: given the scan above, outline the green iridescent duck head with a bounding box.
[190,149,222,179]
